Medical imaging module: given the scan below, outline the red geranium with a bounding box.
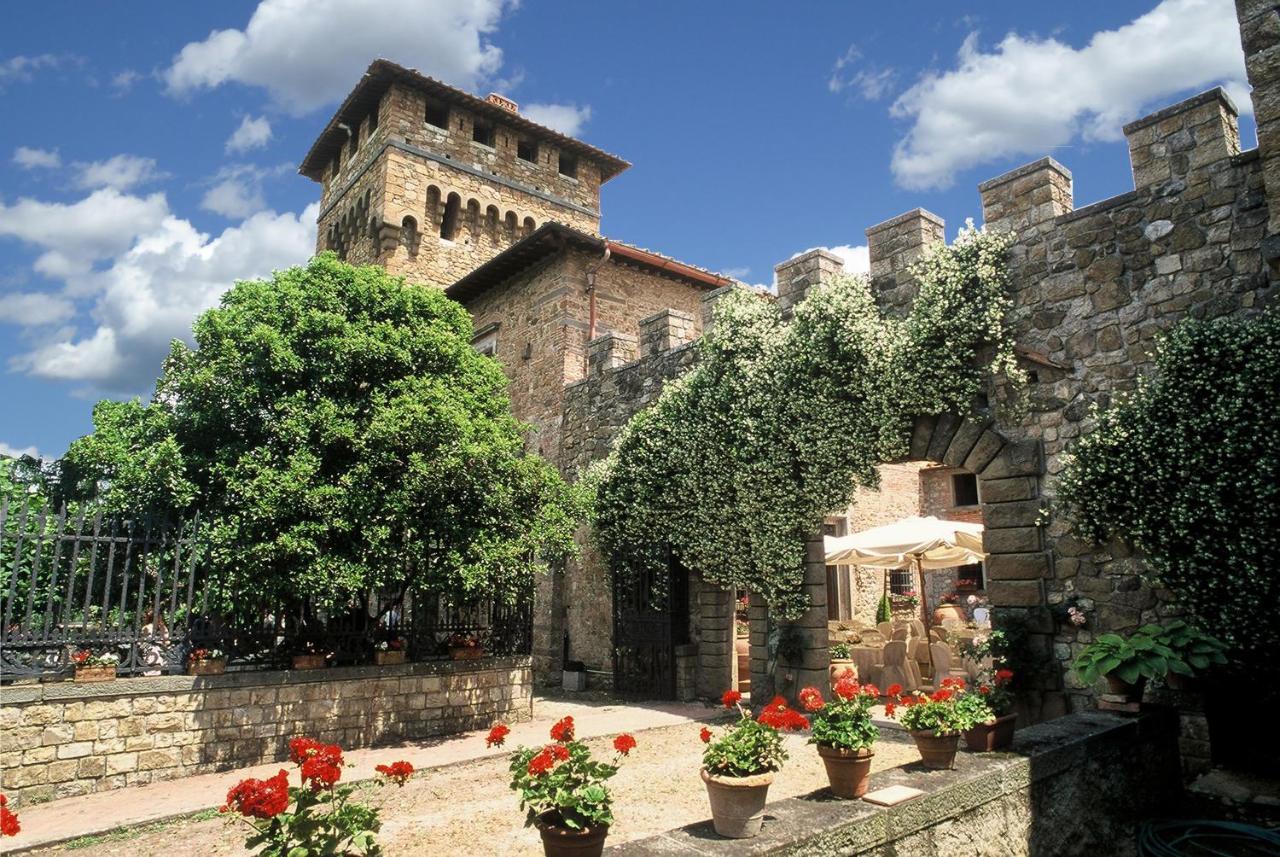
[222,770,290,819]
[833,675,859,700]
[613,734,637,756]
[486,723,510,748]
[527,748,555,777]
[721,689,742,709]
[551,743,570,762]
[699,726,713,743]
[995,669,1014,685]
[291,740,343,791]
[549,716,575,743]
[288,736,322,764]
[757,695,809,731]
[886,683,903,697]
[798,686,824,712]
[0,794,20,837]
[375,760,414,786]
[885,702,897,716]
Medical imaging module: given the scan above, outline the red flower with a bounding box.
[613,734,637,756]
[0,794,19,838]
[886,683,903,697]
[549,716,575,743]
[885,702,897,717]
[721,689,743,709]
[291,740,343,791]
[757,696,809,731]
[375,760,414,786]
[798,686,824,712]
[861,683,880,698]
[527,748,555,777]
[72,650,90,665]
[995,669,1014,685]
[699,726,713,744]
[979,685,992,695]
[551,743,570,762]
[222,770,290,819]
[301,756,342,791]
[833,676,859,700]
[930,689,953,703]
[288,736,322,764]
[485,724,510,748]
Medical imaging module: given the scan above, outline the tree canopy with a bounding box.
[589,225,1019,617]
[61,253,582,612]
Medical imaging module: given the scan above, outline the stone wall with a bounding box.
[0,657,532,807]
[609,709,1184,856]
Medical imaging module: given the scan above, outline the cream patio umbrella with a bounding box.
[823,516,987,679]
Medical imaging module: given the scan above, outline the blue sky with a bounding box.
[0,0,1252,460]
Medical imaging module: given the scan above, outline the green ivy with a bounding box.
[590,226,1019,617]
[1056,309,1280,657]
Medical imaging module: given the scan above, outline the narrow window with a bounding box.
[517,139,538,163]
[368,108,379,134]
[347,127,358,161]
[472,120,495,147]
[956,563,985,590]
[558,152,578,178]
[952,472,980,507]
[440,193,461,240]
[425,101,450,129]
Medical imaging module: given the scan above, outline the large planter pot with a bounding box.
[535,812,609,857]
[449,646,485,661]
[74,665,116,683]
[187,657,226,676]
[816,745,873,799]
[933,604,966,626]
[375,650,406,666]
[909,729,960,770]
[829,658,857,688]
[1104,674,1147,703]
[292,654,327,671]
[701,768,774,839]
[962,713,1017,752]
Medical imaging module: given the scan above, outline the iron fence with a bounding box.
[0,497,533,681]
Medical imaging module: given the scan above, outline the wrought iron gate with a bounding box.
[611,548,689,699]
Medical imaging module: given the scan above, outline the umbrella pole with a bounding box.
[916,555,936,683]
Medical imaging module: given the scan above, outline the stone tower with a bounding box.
[299,60,630,289]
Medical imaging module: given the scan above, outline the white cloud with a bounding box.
[0,54,66,88]
[3,190,319,393]
[110,69,142,95]
[226,114,273,153]
[889,0,1249,189]
[829,46,896,101]
[796,245,869,275]
[522,103,592,137]
[0,441,42,460]
[0,292,75,326]
[12,146,61,169]
[164,0,514,114]
[201,175,265,218]
[73,154,166,191]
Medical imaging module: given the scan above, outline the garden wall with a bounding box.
[609,708,1183,857]
[0,656,532,807]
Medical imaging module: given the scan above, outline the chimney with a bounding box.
[486,93,519,113]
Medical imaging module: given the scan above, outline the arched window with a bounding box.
[522,216,536,237]
[440,193,461,240]
[401,216,419,258]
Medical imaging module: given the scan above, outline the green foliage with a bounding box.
[702,711,789,778]
[60,254,582,613]
[1150,620,1228,674]
[239,784,382,857]
[953,688,997,724]
[507,742,622,830]
[806,685,880,752]
[591,226,1018,617]
[1056,309,1280,657]
[828,642,850,660]
[875,593,893,624]
[1072,627,1178,686]
[892,683,980,736]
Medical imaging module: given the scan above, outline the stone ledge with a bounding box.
[977,157,1073,194]
[606,709,1179,856]
[865,208,945,237]
[1121,86,1239,136]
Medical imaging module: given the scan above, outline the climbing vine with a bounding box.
[589,224,1020,617]
[1056,309,1280,657]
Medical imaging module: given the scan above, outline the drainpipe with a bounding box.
[583,244,611,375]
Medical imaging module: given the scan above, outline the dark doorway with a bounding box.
[611,548,689,699]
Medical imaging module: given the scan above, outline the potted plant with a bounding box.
[800,677,880,798]
[1071,628,1176,703]
[958,669,1017,751]
[828,642,856,687]
[1149,621,1228,689]
[933,592,966,626]
[374,638,406,666]
[187,647,227,676]
[220,736,413,855]
[699,690,808,838]
[72,649,119,682]
[875,593,893,625]
[486,716,636,857]
[887,678,976,769]
[448,631,485,660]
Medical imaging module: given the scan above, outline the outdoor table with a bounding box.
[850,645,883,685]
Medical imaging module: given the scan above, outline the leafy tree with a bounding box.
[1056,309,1280,657]
[61,253,581,613]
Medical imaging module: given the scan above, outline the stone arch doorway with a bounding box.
[750,411,1061,723]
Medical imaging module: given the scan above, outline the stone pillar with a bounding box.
[638,309,697,357]
[773,248,844,316]
[791,532,831,695]
[978,157,1074,235]
[695,583,735,700]
[748,599,772,703]
[586,332,636,376]
[865,208,945,317]
[1237,0,1280,267]
[1122,87,1240,191]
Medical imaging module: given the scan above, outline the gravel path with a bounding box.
[28,715,920,856]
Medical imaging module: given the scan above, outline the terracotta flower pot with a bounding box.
[910,729,960,769]
[933,604,966,626]
[534,812,609,857]
[449,646,485,661]
[816,745,873,798]
[1104,674,1147,703]
[829,658,857,687]
[962,713,1017,752]
[187,657,226,676]
[701,768,774,838]
[74,665,116,683]
[292,654,327,671]
[375,650,406,666]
